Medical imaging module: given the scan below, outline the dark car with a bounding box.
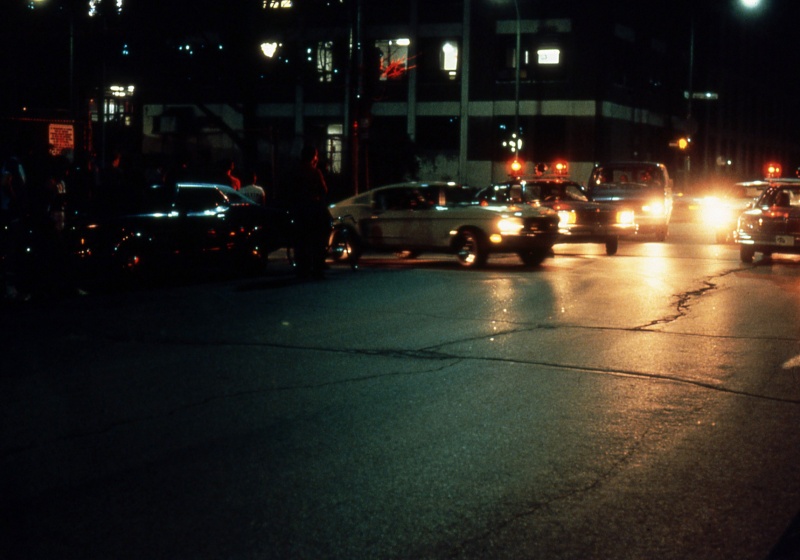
[477,178,635,255]
[734,179,800,263]
[328,181,560,267]
[66,182,291,284]
[587,162,674,241]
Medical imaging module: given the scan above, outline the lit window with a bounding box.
[87,0,124,17]
[375,39,413,81]
[441,41,458,78]
[537,48,561,65]
[317,41,334,83]
[265,0,292,8]
[326,124,343,174]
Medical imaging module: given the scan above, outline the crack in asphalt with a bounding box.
[633,268,744,330]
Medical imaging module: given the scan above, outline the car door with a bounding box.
[366,186,429,248]
[174,186,232,257]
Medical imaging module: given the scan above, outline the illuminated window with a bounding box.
[265,0,292,8]
[375,38,412,81]
[88,0,124,17]
[316,41,334,83]
[326,124,343,174]
[537,48,561,65]
[441,41,458,79]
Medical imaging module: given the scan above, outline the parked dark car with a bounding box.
[328,181,560,267]
[66,182,292,285]
[734,179,800,263]
[476,177,635,255]
[586,162,674,241]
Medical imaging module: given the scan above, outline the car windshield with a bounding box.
[481,182,588,204]
[590,165,663,187]
[759,186,800,207]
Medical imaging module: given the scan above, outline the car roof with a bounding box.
[176,182,236,193]
[372,181,467,190]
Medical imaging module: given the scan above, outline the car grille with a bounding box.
[576,208,614,225]
[759,217,800,234]
[524,217,559,233]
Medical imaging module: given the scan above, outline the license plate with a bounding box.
[775,235,795,246]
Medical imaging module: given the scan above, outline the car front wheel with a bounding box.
[455,229,487,268]
[739,245,755,263]
[605,235,619,255]
[518,248,549,267]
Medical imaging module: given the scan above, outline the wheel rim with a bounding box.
[457,233,479,265]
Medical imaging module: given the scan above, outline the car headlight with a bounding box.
[641,201,665,216]
[496,217,525,234]
[615,210,635,225]
[699,197,733,227]
[557,210,576,228]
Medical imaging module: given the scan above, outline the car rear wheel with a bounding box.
[740,245,755,263]
[328,228,361,269]
[518,248,549,267]
[455,229,487,268]
[605,235,619,256]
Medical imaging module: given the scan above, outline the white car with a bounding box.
[328,181,560,268]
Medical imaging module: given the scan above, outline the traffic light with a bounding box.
[508,158,523,177]
[669,137,690,150]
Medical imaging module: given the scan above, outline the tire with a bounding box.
[740,245,755,263]
[455,229,487,268]
[605,235,619,256]
[240,237,270,276]
[518,248,549,267]
[328,228,361,269]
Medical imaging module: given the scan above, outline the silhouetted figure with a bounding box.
[291,146,331,279]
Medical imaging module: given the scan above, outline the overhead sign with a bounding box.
[48,123,74,156]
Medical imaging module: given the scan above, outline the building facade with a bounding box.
[138,0,798,198]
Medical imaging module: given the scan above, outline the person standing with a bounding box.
[291,145,331,279]
[223,159,241,191]
[240,171,266,205]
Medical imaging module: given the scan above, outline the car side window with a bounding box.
[177,188,226,213]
